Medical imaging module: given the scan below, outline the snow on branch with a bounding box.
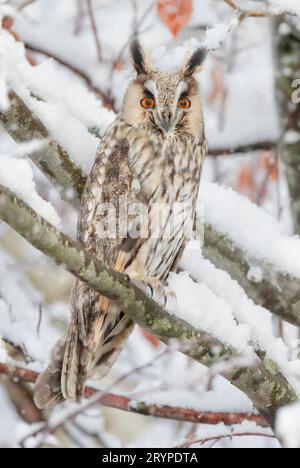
[0,91,85,208]
[223,0,300,18]
[0,152,60,226]
[204,0,300,52]
[0,29,114,169]
[0,362,267,429]
[200,183,300,328]
[0,183,297,428]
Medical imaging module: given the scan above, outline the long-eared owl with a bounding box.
[34,40,207,409]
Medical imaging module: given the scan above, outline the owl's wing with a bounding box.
[63,120,148,398]
[77,120,146,328]
[34,120,147,409]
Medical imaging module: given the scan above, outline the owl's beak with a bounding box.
[159,110,173,132]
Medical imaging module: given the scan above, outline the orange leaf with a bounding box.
[208,66,225,103]
[2,16,14,30]
[113,59,124,71]
[2,16,20,41]
[157,0,193,37]
[261,151,272,170]
[26,53,38,66]
[236,165,254,191]
[261,151,278,181]
[140,328,160,348]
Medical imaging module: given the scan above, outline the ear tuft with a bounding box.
[182,47,208,77]
[130,39,149,75]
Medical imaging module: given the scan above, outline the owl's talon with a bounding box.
[147,282,154,298]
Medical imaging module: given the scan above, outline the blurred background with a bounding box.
[0,0,299,448]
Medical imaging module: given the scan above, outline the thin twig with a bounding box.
[223,0,269,18]
[24,44,115,110]
[18,0,37,11]
[222,0,294,19]
[112,0,155,69]
[209,141,277,157]
[27,349,172,447]
[177,431,276,448]
[74,0,85,36]
[36,303,43,337]
[86,0,102,62]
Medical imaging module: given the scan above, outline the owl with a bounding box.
[34,40,207,409]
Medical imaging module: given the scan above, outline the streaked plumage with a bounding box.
[34,40,207,409]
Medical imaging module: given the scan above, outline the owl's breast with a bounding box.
[128,130,204,205]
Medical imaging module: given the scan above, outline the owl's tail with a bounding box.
[34,285,133,410]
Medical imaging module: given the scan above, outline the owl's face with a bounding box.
[121,41,207,140]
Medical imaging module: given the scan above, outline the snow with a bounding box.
[132,419,275,448]
[131,388,254,414]
[276,403,300,448]
[0,386,22,448]
[269,0,300,16]
[0,153,61,226]
[180,248,292,374]
[205,18,239,50]
[0,249,64,363]
[173,420,274,449]
[200,182,300,279]
[167,270,254,356]
[0,339,7,363]
[0,2,14,20]
[0,76,8,110]
[202,19,280,151]
[0,30,114,172]
[152,38,205,72]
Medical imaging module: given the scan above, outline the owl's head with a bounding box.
[121,40,207,139]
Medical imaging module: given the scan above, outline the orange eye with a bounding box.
[141,97,155,109]
[178,98,191,109]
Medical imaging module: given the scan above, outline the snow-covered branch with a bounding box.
[274,16,300,235]
[223,0,300,18]
[203,223,300,328]
[0,183,297,428]
[0,92,85,208]
[0,362,267,428]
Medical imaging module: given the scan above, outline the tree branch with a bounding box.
[222,0,296,19]
[274,17,300,235]
[86,0,103,63]
[177,431,275,448]
[208,141,277,157]
[0,92,85,208]
[24,44,115,110]
[203,225,300,327]
[0,362,267,428]
[0,184,297,428]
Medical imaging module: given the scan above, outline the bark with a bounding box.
[0,184,297,428]
[274,17,300,234]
